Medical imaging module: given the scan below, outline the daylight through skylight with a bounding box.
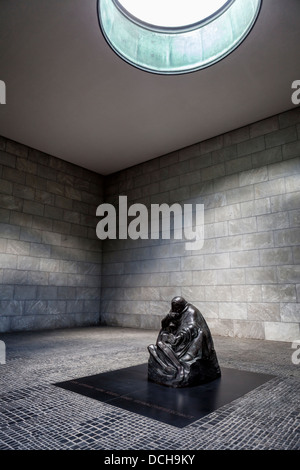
[98,0,262,74]
[117,0,230,28]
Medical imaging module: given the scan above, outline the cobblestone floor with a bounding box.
[0,326,299,450]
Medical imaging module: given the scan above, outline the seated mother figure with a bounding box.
[148,296,221,387]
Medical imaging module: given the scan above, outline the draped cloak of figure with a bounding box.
[148,296,221,387]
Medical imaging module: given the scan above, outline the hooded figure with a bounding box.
[148,296,221,387]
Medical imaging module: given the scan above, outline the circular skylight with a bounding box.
[117,0,230,29]
[98,0,262,74]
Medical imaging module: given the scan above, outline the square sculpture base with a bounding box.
[55,364,274,428]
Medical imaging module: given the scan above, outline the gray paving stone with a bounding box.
[0,327,298,450]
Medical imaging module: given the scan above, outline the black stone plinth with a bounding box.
[55,364,274,428]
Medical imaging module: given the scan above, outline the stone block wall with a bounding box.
[1,108,299,341]
[0,137,103,332]
[102,108,300,342]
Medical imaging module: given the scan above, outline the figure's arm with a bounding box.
[161,312,172,329]
[173,324,198,346]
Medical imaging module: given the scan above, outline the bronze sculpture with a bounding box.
[148,296,221,387]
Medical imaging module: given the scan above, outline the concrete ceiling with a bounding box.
[0,0,300,175]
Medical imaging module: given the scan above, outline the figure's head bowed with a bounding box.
[171,296,188,313]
